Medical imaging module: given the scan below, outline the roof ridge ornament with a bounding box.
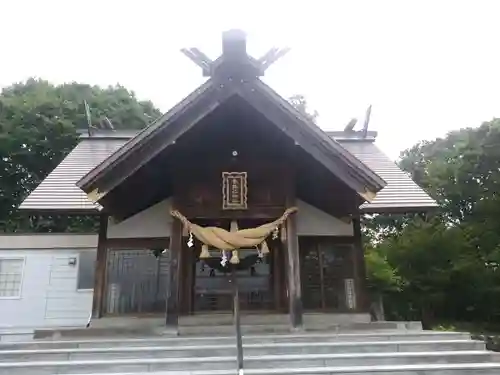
[342,105,373,139]
[181,30,289,78]
[84,100,116,137]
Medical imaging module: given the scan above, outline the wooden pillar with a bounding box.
[91,214,108,319]
[283,149,303,328]
[352,217,369,312]
[285,208,303,328]
[272,241,286,312]
[179,240,194,315]
[184,244,194,315]
[166,218,182,327]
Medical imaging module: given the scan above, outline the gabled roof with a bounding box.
[76,78,386,205]
[18,31,436,214]
[77,80,215,193]
[77,32,386,205]
[19,136,124,212]
[333,138,437,212]
[20,130,437,213]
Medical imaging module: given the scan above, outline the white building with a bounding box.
[0,234,96,338]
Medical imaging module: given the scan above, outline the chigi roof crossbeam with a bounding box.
[181,29,290,78]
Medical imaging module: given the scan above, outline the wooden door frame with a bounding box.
[185,243,284,315]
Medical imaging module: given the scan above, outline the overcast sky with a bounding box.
[2,0,499,158]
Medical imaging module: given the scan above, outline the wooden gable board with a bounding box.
[77,80,385,204]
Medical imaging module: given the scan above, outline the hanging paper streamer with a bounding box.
[221,250,228,266]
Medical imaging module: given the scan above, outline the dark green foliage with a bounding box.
[0,79,161,233]
[366,119,500,327]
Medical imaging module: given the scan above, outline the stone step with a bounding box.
[178,313,374,326]
[178,324,458,337]
[56,362,500,375]
[0,340,485,362]
[34,320,423,339]
[0,351,495,375]
[0,332,471,350]
[177,322,422,336]
[178,324,291,335]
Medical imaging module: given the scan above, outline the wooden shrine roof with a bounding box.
[19,31,437,215]
[76,32,387,209]
[19,130,437,214]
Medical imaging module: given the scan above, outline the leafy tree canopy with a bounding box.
[0,78,161,232]
[369,119,500,325]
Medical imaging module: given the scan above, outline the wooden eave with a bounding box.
[77,79,217,193]
[361,205,439,214]
[237,79,386,192]
[77,77,386,205]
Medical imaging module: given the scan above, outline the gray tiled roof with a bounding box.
[340,141,437,212]
[19,133,437,213]
[19,139,126,212]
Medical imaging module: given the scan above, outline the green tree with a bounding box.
[288,94,500,325]
[372,119,500,325]
[365,244,402,295]
[0,78,161,232]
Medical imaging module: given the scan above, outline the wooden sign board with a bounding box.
[222,172,248,210]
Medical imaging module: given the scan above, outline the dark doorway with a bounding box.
[189,217,281,313]
[193,248,273,312]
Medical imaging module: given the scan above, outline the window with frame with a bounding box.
[77,250,97,290]
[0,258,24,298]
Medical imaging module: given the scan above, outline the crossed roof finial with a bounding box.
[181,30,289,78]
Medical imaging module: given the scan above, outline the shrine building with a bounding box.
[17,30,437,331]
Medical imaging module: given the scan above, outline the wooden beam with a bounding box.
[166,217,182,327]
[173,206,287,220]
[352,217,369,312]
[106,237,169,249]
[317,241,326,310]
[91,214,108,319]
[283,154,303,328]
[179,239,192,315]
[272,241,285,312]
[185,244,195,315]
[285,211,303,328]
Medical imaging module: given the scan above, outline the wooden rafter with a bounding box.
[258,47,290,72]
[180,48,213,76]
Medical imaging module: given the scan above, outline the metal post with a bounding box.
[230,267,244,374]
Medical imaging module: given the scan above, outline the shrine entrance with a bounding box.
[79,30,389,329]
[194,249,272,312]
[181,218,288,315]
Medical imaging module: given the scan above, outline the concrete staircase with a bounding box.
[0,330,499,374]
